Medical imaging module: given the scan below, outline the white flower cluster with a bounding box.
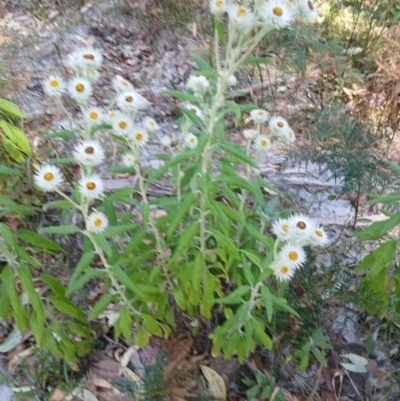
[243,110,296,152]
[270,214,329,281]
[209,0,319,31]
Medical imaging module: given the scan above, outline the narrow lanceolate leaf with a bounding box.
[218,141,258,168]
[190,54,214,71]
[216,286,251,304]
[0,222,17,250]
[50,296,84,320]
[17,265,46,321]
[210,229,240,260]
[67,252,94,295]
[180,106,204,127]
[0,120,31,154]
[253,319,273,350]
[0,164,22,176]
[16,229,62,251]
[112,265,144,298]
[162,89,202,104]
[40,225,80,235]
[167,193,195,238]
[0,195,34,216]
[116,305,132,343]
[102,224,136,239]
[88,293,113,320]
[43,130,74,140]
[0,98,27,118]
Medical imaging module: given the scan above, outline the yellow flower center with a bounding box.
[85,146,94,155]
[258,111,264,116]
[135,133,143,141]
[216,0,223,6]
[289,131,293,137]
[191,108,197,113]
[308,1,314,11]
[109,112,115,118]
[83,54,95,60]
[89,112,99,120]
[282,224,289,232]
[237,7,247,17]
[125,96,133,103]
[150,121,155,126]
[260,140,268,147]
[87,182,96,190]
[316,229,323,237]
[94,218,102,227]
[280,266,289,274]
[289,251,298,261]
[44,172,54,181]
[119,121,127,129]
[50,79,59,87]
[76,83,84,92]
[190,138,195,143]
[273,7,283,16]
[277,121,284,128]
[122,81,128,86]
[297,221,306,230]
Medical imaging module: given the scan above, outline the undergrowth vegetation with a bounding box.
[0,0,400,400]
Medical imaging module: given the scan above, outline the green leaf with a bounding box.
[66,252,94,295]
[370,193,400,204]
[167,193,195,238]
[116,305,132,343]
[0,222,17,250]
[169,223,198,264]
[162,90,202,104]
[261,286,273,322]
[16,229,62,251]
[190,54,214,71]
[0,164,22,177]
[48,157,75,166]
[216,285,251,304]
[218,141,258,168]
[3,137,24,163]
[272,295,300,317]
[103,224,136,238]
[213,17,227,45]
[210,229,241,260]
[88,294,113,320]
[30,311,45,346]
[0,120,31,154]
[354,211,400,240]
[226,101,242,123]
[193,70,219,79]
[40,225,80,235]
[143,314,162,336]
[43,200,72,210]
[253,319,273,350]
[41,274,66,297]
[112,266,144,298]
[242,57,273,66]
[180,106,203,127]
[217,175,256,194]
[2,266,27,333]
[67,268,107,295]
[0,195,34,216]
[50,296,84,320]
[43,130,75,140]
[107,166,136,174]
[0,98,27,118]
[15,247,39,268]
[17,265,46,321]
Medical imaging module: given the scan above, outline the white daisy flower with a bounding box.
[243,129,257,140]
[78,46,103,70]
[185,133,198,149]
[311,226,329,246]
[83,107,104,126]
[123,153,135,166]
[250,109,270,124]
[283,127,296,143]
[271,260,296,281]
[295,0,319,22]
[130,127,149,147]
[260,0,293,29]
[68,77,92,104]
[271,218,292,240]
[278,243,306,269]
[85,68,101,83]
[227,74,238,87]
[184,103,204,120]
[288,213,314,240]
[66,50,83,72]
[255,134,271,151]
[269,115,289,135]
[73,140,105,167]
[186,75,210,97]
[210,0,227,15]
[117,91,150,112]
[160,136,172,147]
[86,211,109,233]
[34,165,64,192]
[106,110,118,124]
[112,113,134,137]
[143,116,160,133]
[229,5,255,30]
[113,75,134,93]
[79,175,104,200]
[43,75,66,98]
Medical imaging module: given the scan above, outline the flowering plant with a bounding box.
[0,0,328,366]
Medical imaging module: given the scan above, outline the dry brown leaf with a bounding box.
[49,388,66,401]
[90,359,121,380]
[87,378,113,389]
[200,365,226,400]
[321,389,337,401]
[120,346,136,368]
[366,359,385,380]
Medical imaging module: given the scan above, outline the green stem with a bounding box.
[55,188,82,210]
